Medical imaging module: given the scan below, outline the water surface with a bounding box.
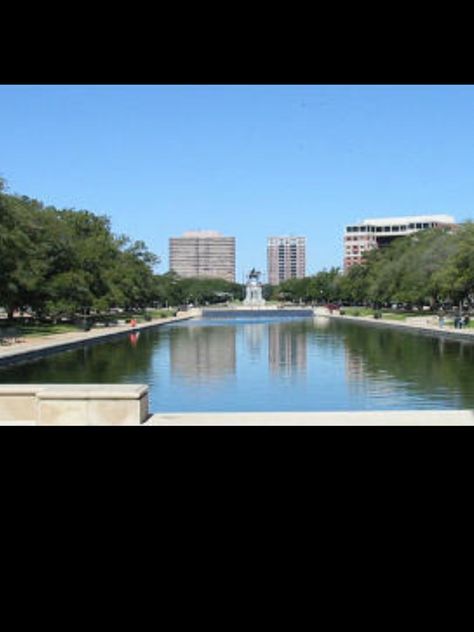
[1,317,473,411]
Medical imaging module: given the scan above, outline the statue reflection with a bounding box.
[243,323,265,361]
[268,322,307,376]
[313,316,330,329]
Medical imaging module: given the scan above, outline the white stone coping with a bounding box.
[0,384,148,399]
[146,410,474,426]
[0,385,46,396]
[34,384,148,400]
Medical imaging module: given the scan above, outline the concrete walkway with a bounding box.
[0,312,195,365]
[146,410,474,425]
[324,312,474,344]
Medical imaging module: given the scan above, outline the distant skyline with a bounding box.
[1,84,473,279]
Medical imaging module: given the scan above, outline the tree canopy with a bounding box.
[0,185,160,319]
[269,225,474,309]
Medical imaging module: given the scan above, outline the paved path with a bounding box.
[323,312,474,343]
[146,410,474,425]
[0,313,195,364]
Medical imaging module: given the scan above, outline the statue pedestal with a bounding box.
[243,281,266,307]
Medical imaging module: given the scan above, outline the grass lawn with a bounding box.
[342,307,376,317]
[381,312,420,320]
[17,323,82,338]
[1,309,178,340]
[145,309,176,319]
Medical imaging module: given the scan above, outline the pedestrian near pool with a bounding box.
[439,315,445,328]
[130,318,137,328]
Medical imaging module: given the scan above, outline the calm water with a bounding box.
[1,317,474,411]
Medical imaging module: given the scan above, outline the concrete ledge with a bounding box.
[0,384,149,425]
[202,308,313,318]
[146,410,474,426]
[0,385,44,421]
[35,385,148,400]
[326,313,474,344]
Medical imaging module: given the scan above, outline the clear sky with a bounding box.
[1,84,474,281]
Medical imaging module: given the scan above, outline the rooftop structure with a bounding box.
[343,214,456,270]
[182,230,221,238]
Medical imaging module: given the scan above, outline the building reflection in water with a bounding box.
[243,323,265,362]
[170,325,236,383]
[268,322,307,376]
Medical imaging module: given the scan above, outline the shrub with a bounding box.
[373,310,382,319]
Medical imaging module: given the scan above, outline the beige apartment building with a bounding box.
[169,231,236,282]
[343,214,455,271]
[267,236,306,286]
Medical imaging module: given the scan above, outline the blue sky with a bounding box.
[1,84,474,281]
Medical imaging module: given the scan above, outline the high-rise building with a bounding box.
[169,231,235,282]
[343,214,455,271]
[267,236,306,286]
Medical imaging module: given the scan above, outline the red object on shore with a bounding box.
[130,319,137,328]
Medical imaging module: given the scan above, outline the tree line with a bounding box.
[2,178,473,317]
[270,223,474,309]
[0,180,243,321]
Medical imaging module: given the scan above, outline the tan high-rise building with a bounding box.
[169,231,236,282]
[267,236,306,286]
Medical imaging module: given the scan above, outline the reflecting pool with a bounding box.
[1,317,474,412]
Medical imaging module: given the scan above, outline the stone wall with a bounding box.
[0,384,149,425]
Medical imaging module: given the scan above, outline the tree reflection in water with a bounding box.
[333,321,474,409]
[0,330,157,384]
